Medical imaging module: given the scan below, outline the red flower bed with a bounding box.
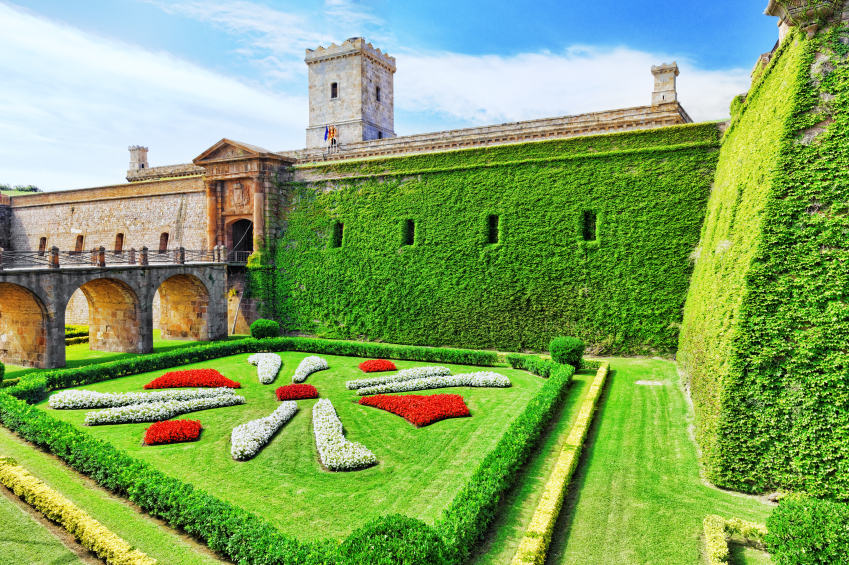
[276,384,319,401]
[144,420,202,445]
[358,359,397,373]
[359,394,470,427]
[144,369,240,390]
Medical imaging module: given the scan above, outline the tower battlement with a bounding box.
[305,37,396,71]
[651,62,680,106]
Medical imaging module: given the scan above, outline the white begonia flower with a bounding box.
[356,372,512,396]
[49,388,236,410]
[231,401,298,460]
[292,356,329,383]
[312,398,377,471]
[345,366,451,390]
[248,353,283,385]
[83,394,246,425]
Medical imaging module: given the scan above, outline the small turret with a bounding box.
[651,63,679,106]
[128,146,149,171]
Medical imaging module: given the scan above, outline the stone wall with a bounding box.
[9,176,207,252]
[0,196,11,249]
[66,287,161,330]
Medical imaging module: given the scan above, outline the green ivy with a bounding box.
[255,124,720,355]
[681,24,849,497]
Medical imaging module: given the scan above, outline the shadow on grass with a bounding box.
[466,369,593,565]
[4,334,250,380]
[728,540,773,565]
[544,369,616,565]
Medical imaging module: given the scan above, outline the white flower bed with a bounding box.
[248,353,283,384]
[231,401,298,460]
[312,399,377,471]
[49,388,236,410]
[84,394,246,425]
[292,356,329,383]
[356,372,512,396]
[345,366,451,390]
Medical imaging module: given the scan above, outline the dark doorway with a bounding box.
[232,220,254,253]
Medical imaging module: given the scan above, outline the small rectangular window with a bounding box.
[332,222,344,248]
[38,237,47,256]
[487,215,499,244]
[403,219,415,246]
[376,86,381,102]
[582,211,597,241]
[74,235,84,255]
[331,82,338,99]
[378,131,383,139]
[159,232,169,253]
[115,233,124,253]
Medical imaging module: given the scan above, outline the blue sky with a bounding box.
[2,1,777,190]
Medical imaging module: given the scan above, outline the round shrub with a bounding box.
[0,360,5,383]
[250,319,280,339]
[338,515,450,565]
[549,336,585,369]
[766,495,849,564]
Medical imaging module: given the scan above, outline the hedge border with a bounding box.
[0,340,571,565]
[5,337,498,405]
[0,456,157,565]
[65,336,89,346]
[703,515,768,565]
[511,363,609,565]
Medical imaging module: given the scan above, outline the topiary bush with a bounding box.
[250,319,280,339]
[766,496,849,564]
[338,515,450,565]
[0,361,4,383]
[549,336,585,369]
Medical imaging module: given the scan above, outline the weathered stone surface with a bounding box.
[0,264,227,368]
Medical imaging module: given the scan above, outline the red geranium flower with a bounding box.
[144,419,202,445]
[276,384,319,401]
[144,369,241,389]
[358,359,397,373]
[359,394,470,427]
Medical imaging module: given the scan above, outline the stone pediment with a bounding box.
[193,139,274,164]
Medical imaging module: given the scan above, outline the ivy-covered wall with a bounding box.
[254,124,719,354]
[680,24,849,497]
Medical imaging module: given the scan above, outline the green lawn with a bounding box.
[0,483,84,565]
[546,358,774,565]
[4,331,249,380]
[36,352,542,541]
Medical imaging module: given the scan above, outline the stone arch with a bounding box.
[0,283,47,367]
[157,274,211,340]
[75,278,142,353]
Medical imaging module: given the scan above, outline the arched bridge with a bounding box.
[0,247,229,369]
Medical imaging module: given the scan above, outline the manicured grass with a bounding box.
[0,427,223,565]
[728,542,772,565]
[547,358,774,565]
[36,352,542,541]
[467,370,594,565]
[4,331,249,379]
[0,481,84,564]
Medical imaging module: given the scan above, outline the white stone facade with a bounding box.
[305,38,396,149]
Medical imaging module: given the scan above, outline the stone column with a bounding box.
[253,179,265,250]
[206,180,219,248]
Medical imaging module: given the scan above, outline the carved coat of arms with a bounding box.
[232,183,249,208]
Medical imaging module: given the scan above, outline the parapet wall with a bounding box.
[9,176,206,252]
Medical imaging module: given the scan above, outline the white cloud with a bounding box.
[0,2,307,190]
[396,46,750,129]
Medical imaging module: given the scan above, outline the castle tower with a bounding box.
[651,63,679,105]
[305,37,397,149]
[128,145,149,170]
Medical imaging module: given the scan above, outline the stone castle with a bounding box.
[0,36,692,344]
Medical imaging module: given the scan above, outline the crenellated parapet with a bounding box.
[305,37,396,72]
[765,0,844,37]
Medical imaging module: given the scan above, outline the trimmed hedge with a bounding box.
[0,360,4,383]
[65,336,89,346]
[5,337,498,404]
[766,497,849,564]
[435,361,575,563]
[549,336,585,370]
[0,342,571,565]
[338,515,449,565]
[251,319,280,339]
[64,325,89,339]
[0,456,157,565]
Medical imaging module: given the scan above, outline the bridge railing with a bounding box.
[0,246,242,270]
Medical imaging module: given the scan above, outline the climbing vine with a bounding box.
[252,124,719,354]
[681,24,849,497]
